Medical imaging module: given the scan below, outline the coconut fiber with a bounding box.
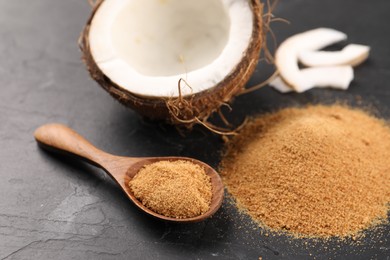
[221,105,390,237]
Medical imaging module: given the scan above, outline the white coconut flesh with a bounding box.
[299,44,370,67]
[89,0,254,97]
[270,66,354,93]
[275,28,354,92]
[269,76,293,93]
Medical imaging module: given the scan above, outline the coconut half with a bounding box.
[80,0,264,126]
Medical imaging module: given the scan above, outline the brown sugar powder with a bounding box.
[220,105,390,237]
[129,160,212,219]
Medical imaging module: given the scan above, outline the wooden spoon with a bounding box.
[34,123,224,222]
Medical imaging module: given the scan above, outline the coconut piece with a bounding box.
[80,0,264,126]
[295,66,354,92]
[299,44,370,67]
[269,77,293,93]
[270,66,354,93]
[275,28,348,91]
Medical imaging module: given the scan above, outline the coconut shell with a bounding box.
[80,0,264,127]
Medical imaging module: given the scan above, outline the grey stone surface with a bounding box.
[0,0,389,259]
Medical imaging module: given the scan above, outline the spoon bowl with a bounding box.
[34,124,224,222]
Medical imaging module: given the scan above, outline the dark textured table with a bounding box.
[0,0,389,259]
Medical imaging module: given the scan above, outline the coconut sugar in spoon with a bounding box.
[34,123,224,222]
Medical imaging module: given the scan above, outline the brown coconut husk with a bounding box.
[79,0,265,130]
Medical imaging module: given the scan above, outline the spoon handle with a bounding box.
[34,123,113,168]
